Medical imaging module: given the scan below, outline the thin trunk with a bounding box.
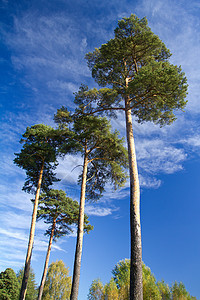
[37,219,56,300]
[70,149,88,300]
[124,93,143,300]
[19,161,44,300]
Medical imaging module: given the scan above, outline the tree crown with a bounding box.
[14,124,62,193]
[37,189,93,239]
[85,14,188,126]
[42,260,71,300]
[55,108,128,201]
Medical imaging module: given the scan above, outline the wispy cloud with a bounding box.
[2,13,90,104]
[136,139,187,174]
[85,205,117,217]
[181,135,200,148]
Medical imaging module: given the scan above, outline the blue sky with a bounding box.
[0,0,200,298]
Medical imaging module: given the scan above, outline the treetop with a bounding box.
[37,189,93,239]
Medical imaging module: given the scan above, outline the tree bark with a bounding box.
[19,161,44,300]
[125,96,143,300]
[37,219,56,300]
[70,149,88,300]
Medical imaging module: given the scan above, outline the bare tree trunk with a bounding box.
[37,220,56,300]
[125,97,143,300]
[70,150,88,300]
[19,161,44,300]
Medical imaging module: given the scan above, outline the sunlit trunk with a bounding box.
[19,161,44,300]
[37,219,56,300]
[125,96,143,300]
[70,149,88,300]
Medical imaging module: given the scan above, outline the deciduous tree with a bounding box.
[36,189,92,300]
[42,260,71,300]
[112,259,130,299]
[142,265,161,300]
[88,259,197,300]
[87,279,104,300]
[85,14,188,299]
[157,280,171,300]
[104,278,119,299]
[14,124,62,300]
[171,282,191,300]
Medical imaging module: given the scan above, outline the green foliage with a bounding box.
[0,268,19,300]
[88,259,197,300]
[17,267,38,300]
[87,279,104,300]
[85,14,188,125]
[42,260,71,300]
[104,278,119,299]
[171,281,191,300]
[14,124,62,193]
[37,189,93,239]
[112,259,130,290]
[55,109,128,201]
[157,280,171,300]
[142,265,161,300]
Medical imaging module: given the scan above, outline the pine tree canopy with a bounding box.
[55,108,128,201]
[37,189,93,239]
[85,14,188,126]
[14,124,63,193]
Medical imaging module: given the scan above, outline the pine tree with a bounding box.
[14,124,62,300]
[0,268,19,300]
[36,189,92,300]
[85,14,188,299]
[55,110,128,300]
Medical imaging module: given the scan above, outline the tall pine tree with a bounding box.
[84,14,188,299]
[36,189,92,300]
[55,109,128,300]
[14,124,62,300]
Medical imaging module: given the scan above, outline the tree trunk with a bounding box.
[19,161,44,300]
[125,97,143,300]
[37,219,56,300]
[70,150,88,300]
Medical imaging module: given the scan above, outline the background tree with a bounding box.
[17,267,38,300]
[85,14,188,299]
[112,259,130,299]
[104,278,119,300]
[0,268,19,300]
[55,110,128,300]
[142,265,161,300]
[14,124,62,300]
[171,282,191,300]
[87,279,104,300]
[36,189,93,300]
[88,259,197,300]
[157,280,171,300]
[42,260,71,300]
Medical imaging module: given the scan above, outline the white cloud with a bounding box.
[47,80,79,94]
[181,135,200,148]
[56,154,83,185]
[85,205,115,217]
[139,175,162,189]
[3,14,90,87]
[136,139,186,174]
